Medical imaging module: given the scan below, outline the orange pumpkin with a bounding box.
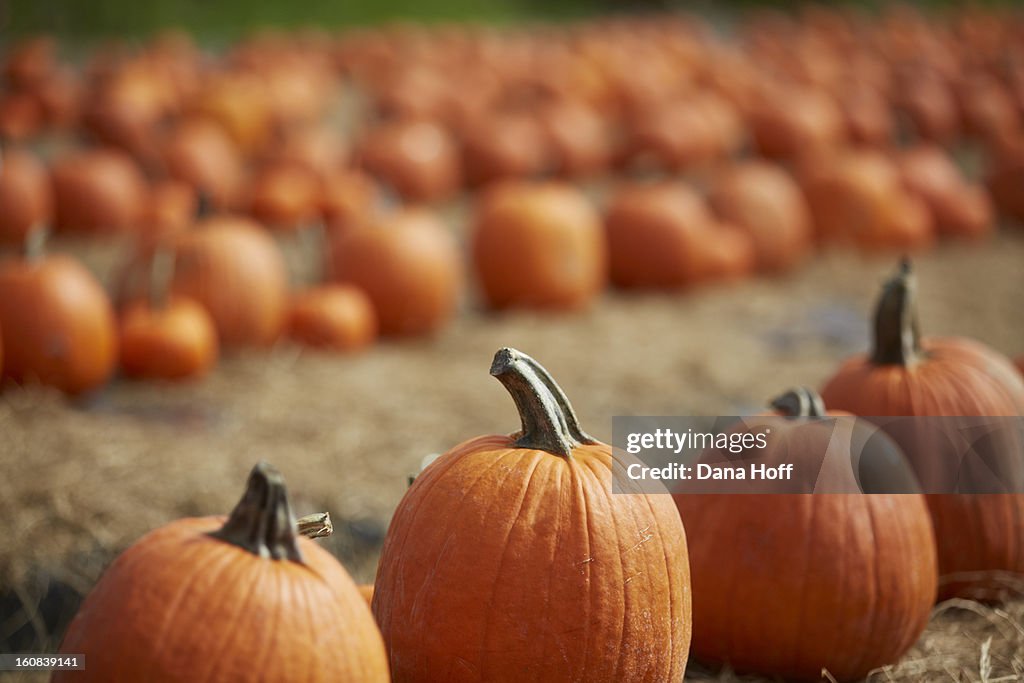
[986,133,1024,225]
[161,118,246,211]
[327,209,462,337]
[821,261,1024,601]
[0,146,52,247]
[119,296,218,380]
[461,113,550,187]
[356,120,461,203]
[897,145,993,239]
[320,169,380,234]
[675,388,937,681]
[247,162,321,231]
[473,181,606,310]
[144,179,197,240]
[604,181,718,289]
[0,235,117,394]
[708,162,813,273]
[51,148,147,235]
[169,216,288,348]
[287,285,377,352]
[56,462,390,682]
[800,150,935,250]
[373,348,691,681]
[536,100,612,177]
[748,84,845,160]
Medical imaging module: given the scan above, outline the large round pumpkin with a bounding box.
[0,147,52,247]
[55,462,390,682]
[821,261,1024,601]
[169,216,288,348]
[0,237,117,394]
[674,387,937,682]
[472,181,606,310]
[373,348,691,681]
[327,209,462,337]
[51,148,147,235]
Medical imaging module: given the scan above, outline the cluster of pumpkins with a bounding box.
[51,259,1024,682]
[3,7,1024,392]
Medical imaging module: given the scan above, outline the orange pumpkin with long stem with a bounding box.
[0,228,117,394]
[373,348,691,681]
[119,248,217,380]
[675,388,937,682]
[56,462,390,682]
[821,261,1024,601]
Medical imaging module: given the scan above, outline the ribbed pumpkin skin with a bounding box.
[373,436,691,682]
[55,516,390,683]
[821,337,1024,600]
[675,494,937,682]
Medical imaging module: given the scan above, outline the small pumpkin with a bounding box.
[373,348,691,681]
[460,112,550,187]
[51,148,147,235]
[327,209,462,337]
[161,118,246,211]
[472,181,606,310]
[169,215,288,348]
[821,261,1024,601]
[747,84,845,160]
[675,388,937,682]
[287,284,377,352]
[119,248,217,381]
[320,169,380,234]
[356,119,461,203]
[0,230,117,394]
[0,146,52,247]
[247,161,321,231]
[536,100,612,177]
[55,462,390,682]
[708,161,813,273]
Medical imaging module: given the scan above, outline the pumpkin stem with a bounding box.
[147,246,175,311]
[208,461,305,562]
[296,512,333,539]
[770,387,826,417]
[490,347,581,459]
[520,353,598,445]
[871,258,923,366]
[24,225,49,264]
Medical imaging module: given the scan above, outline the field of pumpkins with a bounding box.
[2,4,1024,682]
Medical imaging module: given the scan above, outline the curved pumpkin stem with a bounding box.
[871,258,923,366]
[770,387,826,417]
[520,353,598,446]
[24,225,48,264]
[209,461,305,563]
[490,347,582,459]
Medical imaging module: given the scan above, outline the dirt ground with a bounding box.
[1,225,1023,680]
